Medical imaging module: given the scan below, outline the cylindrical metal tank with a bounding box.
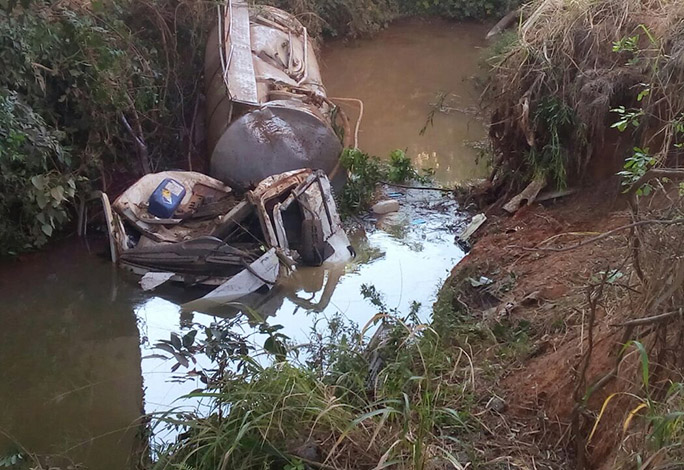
[205,1,343,190]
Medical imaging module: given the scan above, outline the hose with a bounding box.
[326,97,364,181]
[329,97,364,150]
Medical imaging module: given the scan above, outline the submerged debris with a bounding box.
[371,199,400,215]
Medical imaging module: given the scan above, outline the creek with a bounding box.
[0,18,488,469]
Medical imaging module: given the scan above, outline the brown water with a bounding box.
[0,19,489,469]
[321,18,490,184]
[0,243,145,469]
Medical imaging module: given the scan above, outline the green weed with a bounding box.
[525,96,585,189]
[149,285,479,470]
[338,148,431,214]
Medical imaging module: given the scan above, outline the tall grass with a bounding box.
[485,0,684,196]
[149,292,478,470]
[587,341,684,469]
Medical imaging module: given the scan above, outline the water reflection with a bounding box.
[167,189,467,344]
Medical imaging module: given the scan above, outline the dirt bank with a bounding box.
[440,179,684,469]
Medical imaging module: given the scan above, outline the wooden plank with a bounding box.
[225,1,258,105]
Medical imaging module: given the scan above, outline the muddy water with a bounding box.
[322,18,490,184]
[0,200,466,469]
[0,244,144,469]
[0,19,488,469]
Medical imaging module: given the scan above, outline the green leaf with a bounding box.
[630,340,650,391]
[53,210,67,224]
[31,174,45,190]
[155,342,175,355]
[170,332,182,351]
[172,352,189,368]
[0,452,24,467]
[41,223,53,236]
[182,330,197,349]
[50,185,65,203]
[36,192,48,209]
[637,87,650,102]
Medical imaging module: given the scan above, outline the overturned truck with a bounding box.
[101,170,353,307]
[100,1,354,306]
[205,0,345,190]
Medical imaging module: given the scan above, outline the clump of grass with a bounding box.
[338,148,433,214]
[149,286,479,470]
[586,341,684,469]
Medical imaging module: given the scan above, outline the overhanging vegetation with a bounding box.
[485,0,684,200]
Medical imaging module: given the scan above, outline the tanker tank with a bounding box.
[205,1,346,190]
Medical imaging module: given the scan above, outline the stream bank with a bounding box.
[434,185,629,468]
[437,177,684,469]
[449,1,684,467]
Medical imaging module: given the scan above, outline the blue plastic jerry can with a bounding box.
[148,178,186,218]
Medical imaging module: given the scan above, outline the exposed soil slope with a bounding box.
[441,182,673,469]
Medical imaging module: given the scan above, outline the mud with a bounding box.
[441,183,641,468]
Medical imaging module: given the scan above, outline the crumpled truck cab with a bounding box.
[101,169,352,307]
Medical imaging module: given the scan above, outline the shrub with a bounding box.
[0,0,210,255]
[0,90,76,253]
[338,148,431,214]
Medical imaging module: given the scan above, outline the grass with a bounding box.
[148,288,480,470]
[587,341,684,469]
[485,0,684,197]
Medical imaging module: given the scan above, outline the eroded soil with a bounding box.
[442,182,651,468]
